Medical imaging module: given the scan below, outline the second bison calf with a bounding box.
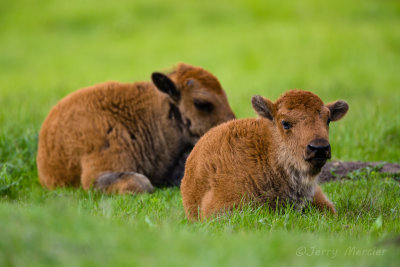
[181,90,349,220]
[37,63,235,194]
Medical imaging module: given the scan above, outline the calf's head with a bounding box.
[152,63,236,144]
[252,90,348,176]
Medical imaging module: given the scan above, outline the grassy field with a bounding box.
[1,0,400,266]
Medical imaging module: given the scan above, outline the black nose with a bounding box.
[307,144,330,153]
[306,139,331,159]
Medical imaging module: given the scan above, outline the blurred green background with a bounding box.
[1,0,400,266]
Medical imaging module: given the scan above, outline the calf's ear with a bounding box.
[251,95,275,120]
[326,100,349,121]
[152,72,180,101]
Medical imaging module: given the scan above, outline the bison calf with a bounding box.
[181,90,348,220]
[37,63,235,194]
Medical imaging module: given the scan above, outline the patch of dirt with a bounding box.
[319,161,400,183]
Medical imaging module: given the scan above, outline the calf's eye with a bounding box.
[281,120,292,130]
[327,118,331,126]
[194,99,214,113]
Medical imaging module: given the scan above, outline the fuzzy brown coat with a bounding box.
[37,63,235,194]
[181,90,349,220]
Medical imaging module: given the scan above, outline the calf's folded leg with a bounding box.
[312,185,336,214]
[80,152,154,194]
[94,172,154,194]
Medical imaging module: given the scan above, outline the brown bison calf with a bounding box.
[37,63,235,194]
[181,90,349,220]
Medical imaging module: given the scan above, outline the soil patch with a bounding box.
[319,161,400,183]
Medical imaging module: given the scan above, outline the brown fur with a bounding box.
[181,90,348,220]
[37,63,235,194]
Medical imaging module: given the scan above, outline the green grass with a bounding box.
[1,0,400,266]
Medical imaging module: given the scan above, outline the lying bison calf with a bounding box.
[37,63,235,194]
[181,90,348,220]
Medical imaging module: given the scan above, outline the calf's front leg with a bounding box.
[312,185,336,214]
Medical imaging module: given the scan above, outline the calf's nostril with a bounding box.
[308,143,331,152]
[307,143,331,159]
[307,144,318,151]
[320,144,331,152]
[306,139,331,160]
